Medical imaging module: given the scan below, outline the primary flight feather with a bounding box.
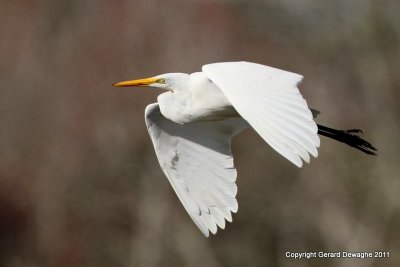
[113,61,376,237]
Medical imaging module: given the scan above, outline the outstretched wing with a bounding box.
[145,103,249,237]
[203,61,320,167]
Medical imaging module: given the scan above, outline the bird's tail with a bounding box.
[317,124,377,155]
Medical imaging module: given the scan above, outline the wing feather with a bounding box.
[145,103,248,236]
[203,61,320,167]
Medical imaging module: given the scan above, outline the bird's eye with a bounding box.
[157,78,166,84]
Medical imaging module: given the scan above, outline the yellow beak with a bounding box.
[112,77,158,87]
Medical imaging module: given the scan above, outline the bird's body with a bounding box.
[113,61,376,237]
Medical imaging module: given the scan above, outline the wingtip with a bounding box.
[294,159,303,168]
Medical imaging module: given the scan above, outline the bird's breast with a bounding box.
[157,72,238,124]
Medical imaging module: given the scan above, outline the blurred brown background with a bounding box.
[1,0,399,266]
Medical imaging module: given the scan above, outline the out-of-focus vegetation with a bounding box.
[1,0,399,266]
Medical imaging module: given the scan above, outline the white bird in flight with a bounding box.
[113,61,376,237]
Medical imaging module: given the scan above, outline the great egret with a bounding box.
[113,61,376,237]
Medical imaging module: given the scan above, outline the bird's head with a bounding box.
[113,73,189,91]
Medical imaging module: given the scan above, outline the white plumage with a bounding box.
[203,62,320,167]
[113,61,320,236]
[145,103,248,236]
